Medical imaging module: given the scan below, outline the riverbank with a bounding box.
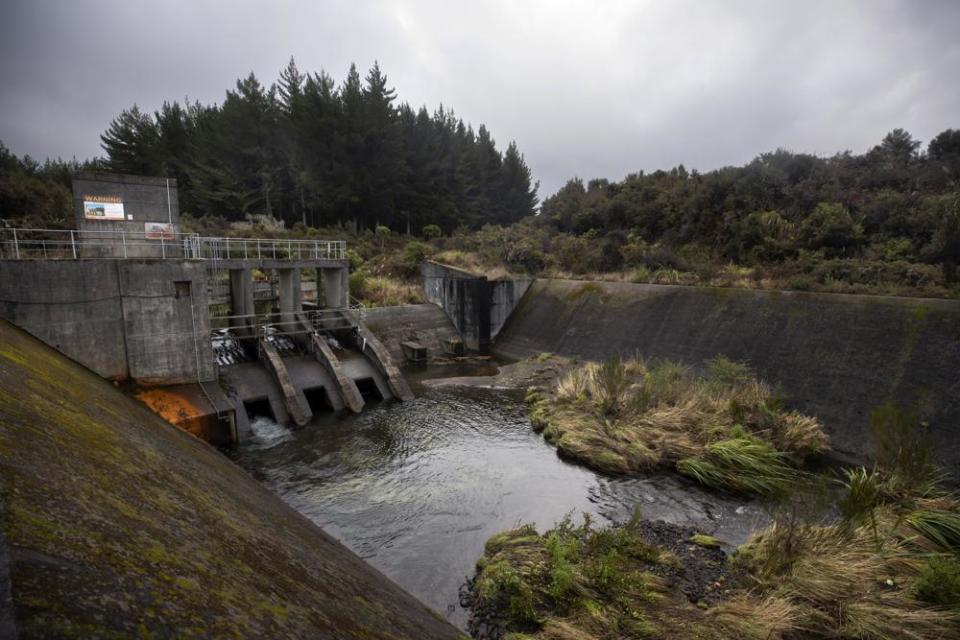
[461,372,960,640]
[464,472,960,640]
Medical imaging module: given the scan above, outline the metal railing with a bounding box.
[210,309,356,335]
[198,236,345,262]
[0,227,346,262]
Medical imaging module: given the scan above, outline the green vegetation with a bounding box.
[470,515,706,639]
[2,59,537,233]
[688,534,721,549]
[725,470,960,638]
[6,125,959,302]
[475,393,960,640]
[527,355,826,495]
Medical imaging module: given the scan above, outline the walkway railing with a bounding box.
[210,310,356,335]
[0,227,346,262]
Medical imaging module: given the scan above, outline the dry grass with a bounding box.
[530,355,827,494]
[352,275,426,307]
[431,249,515,280]
[725,511,960,640]
[709,595,799,640]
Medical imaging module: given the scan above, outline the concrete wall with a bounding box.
[0,260,128,378]
[0,319,462,639]
[421,261,531,352]
[73,172,183,258]
[0,260,215,384]
[118,261,216,384]
[495,279,960,475]
[363,304,461,363]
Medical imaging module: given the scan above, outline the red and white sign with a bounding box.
[144,222,175,240]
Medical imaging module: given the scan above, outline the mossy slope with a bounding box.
[0,320,462,639]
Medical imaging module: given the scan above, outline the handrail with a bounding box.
[0,227,346,262]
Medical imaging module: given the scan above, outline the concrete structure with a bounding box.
[494,278,960,475]
[421,261,531,352]
[0,319,462,639]
[73,172,184,258]
[0,259,215,383]
[362,304,463,363]
[1,179,415,446]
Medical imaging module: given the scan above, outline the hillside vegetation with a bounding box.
[2,64,957,301]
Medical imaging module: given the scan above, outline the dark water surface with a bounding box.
[231,366,768,629]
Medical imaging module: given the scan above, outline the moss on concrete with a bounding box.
[0,320,462,639]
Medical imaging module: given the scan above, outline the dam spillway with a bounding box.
[0,319,462,639]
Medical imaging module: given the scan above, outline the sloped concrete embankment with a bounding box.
[363,303,462,362]
[494,279,960,475]
[0,319,462,639]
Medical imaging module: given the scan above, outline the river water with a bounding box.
[231,366,769,629]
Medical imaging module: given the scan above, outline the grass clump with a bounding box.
[725,516,960,639]
[717,448,960,640]
[530,354,826,495]
[678,434,799,498]
[468,515,701,640]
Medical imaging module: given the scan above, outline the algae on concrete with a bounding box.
[0,320,463,639]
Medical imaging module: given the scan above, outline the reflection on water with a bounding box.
[231,382,767,628]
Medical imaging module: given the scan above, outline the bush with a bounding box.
[621,242,690,272]
[914,556,960,609]
[422,223,442,239]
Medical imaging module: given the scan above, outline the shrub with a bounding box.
[422,223,442,239]
[913,555,960,609]
[838,467,882,537]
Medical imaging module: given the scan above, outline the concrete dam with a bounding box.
[0,173,413,447]
[3,173,960,636]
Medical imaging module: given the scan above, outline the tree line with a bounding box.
[536,128,960,274]
[98,59,538,233]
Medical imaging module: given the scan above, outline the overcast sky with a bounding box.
[1,0,958,198]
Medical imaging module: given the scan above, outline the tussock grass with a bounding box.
[678,435,799,497]
[469,515,693,640]
[726,515,960,639]
[904,509,960,553]
[715,462,960,640]
[489,398,960,640]
[530,355,826,495]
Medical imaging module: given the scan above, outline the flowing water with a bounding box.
[231,366,769,629]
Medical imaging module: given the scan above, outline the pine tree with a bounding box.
[100,106,160,175]
[499,141,539,223]
[96,59,538,230]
